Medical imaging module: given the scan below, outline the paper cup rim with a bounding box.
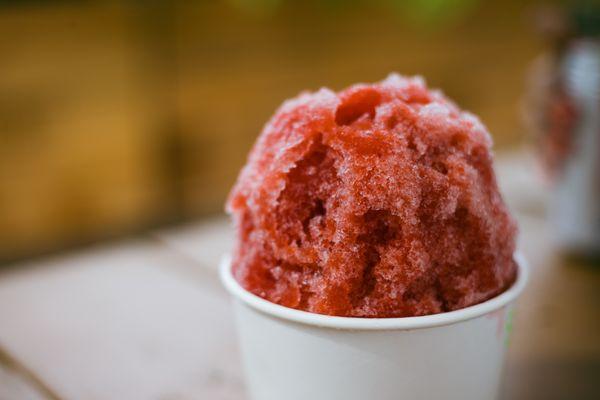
[220,252,528,331]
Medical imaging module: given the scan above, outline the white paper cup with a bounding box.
[220,254,528,400]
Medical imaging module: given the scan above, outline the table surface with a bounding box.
[0,151,598,400]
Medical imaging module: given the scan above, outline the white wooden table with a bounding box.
[1,151,598,400]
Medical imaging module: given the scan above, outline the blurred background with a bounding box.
[0,0,598,399]
[0,0,566,262]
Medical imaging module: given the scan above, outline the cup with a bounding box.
[220,254,528,400]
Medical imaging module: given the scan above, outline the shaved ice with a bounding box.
[227,74,517,318]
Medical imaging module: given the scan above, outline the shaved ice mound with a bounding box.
[227,74,517,318]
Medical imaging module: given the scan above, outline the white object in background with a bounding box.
[220,255,528,400]
[552,39,600,253]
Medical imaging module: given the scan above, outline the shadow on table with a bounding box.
[501,358,600,400]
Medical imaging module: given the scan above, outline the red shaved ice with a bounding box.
[226,74,517,318]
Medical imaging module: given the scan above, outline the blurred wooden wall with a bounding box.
[0,0,542,262]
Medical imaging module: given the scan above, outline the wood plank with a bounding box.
[0,241,245,400]
[495,150,549,218]
[0,355,50,400]
[506,214,600,364]
[152,216,233,274]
